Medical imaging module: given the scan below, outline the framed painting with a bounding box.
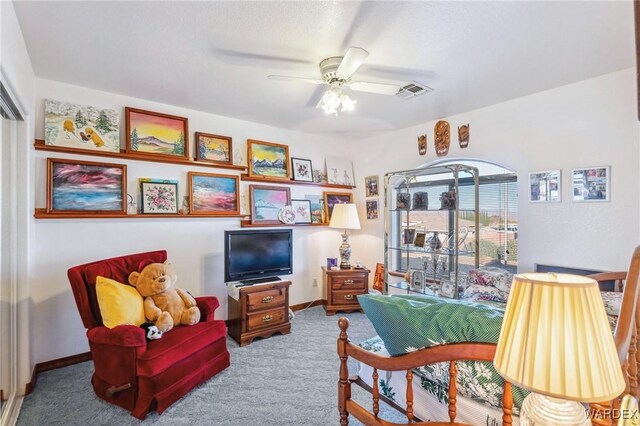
[305,194,325,224]
[247,139,290,179]
[194,132,232,165]
[47,158,126,214]
[125,107,189,160]
[572,166,610,202]
[188,172,240,215]
[365,175,379,197]
[44,99,120,152]
[366,200,379,220]
[291,158,313,182]
[326,156,355,186]
[250,185,291,225]
[323,191,353,222]
[529,170,561,203]
[291,199,312,224]
[139,179,179,214]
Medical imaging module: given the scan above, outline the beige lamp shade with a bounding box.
[494,273,625,403]
[329,204,361,230]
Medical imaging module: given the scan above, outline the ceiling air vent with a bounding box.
[397,82,433,100]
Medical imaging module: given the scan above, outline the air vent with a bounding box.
[397,82,433,100]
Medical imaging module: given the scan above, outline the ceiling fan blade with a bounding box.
[336,47,369,78]
[348,81,402,96]
[267,75,325,85]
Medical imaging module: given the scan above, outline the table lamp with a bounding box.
[494,273,625,425]
[329,203,361,269]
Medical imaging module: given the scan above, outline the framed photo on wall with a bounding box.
[250,185,291,224]
[364,175,379,197]
[366,200,379,220]
[47,158,126,214]
[194,132,232,165]
[323,191,353,222]
[291,158,313,182]
[139,179,179,214]
[529,170,561,202]
[572,166,610,202]
[125,107,189,160]
[188,172,240,215]
[247,139,290,179]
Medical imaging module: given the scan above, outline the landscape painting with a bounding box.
[323,192,353,221]
[195,132,232,164]
[250,185,291,225]
[248,140,290,179]
[125,107,189,159]
[305,194,325,223]
[44,99,120,152]
[47,158,126,213]
[188,172,239,215]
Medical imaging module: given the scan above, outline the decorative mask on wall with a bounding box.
[417,134,427,156]
[458,124,470,148]
[434,120,450,157]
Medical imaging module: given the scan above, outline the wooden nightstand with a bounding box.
[322,267,369,315]
[227,281,291,346]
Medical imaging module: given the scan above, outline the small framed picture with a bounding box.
[365,175,379,197]
[139,179,179,214]
[402,228,416,245]
[194,132,232,165]
[440,280,456,298]
[247,139,290,179]
[291,199,312,224]
[323,192,353,221]
[291,158,314,182]
[325,156,355,186]
[125,107,189,160]
[366,200,379,220]
[188,172,240,215]
[414,232,426,248]
[250,185,291,224]
[47,158,126,214]
[572,166,610,202]
[410,270,424,291]
[305,194,325,223]
[529,170,561,202]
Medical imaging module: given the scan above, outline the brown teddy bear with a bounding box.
[128,260,200,333]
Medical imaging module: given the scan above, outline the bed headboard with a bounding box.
[534,263,613,291]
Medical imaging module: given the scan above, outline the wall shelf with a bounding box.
[240,173,354,189]
[34,208,248,220]
[33,139,248,171]
[240,220,328,228]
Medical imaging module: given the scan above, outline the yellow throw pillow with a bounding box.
[96,276,146,329]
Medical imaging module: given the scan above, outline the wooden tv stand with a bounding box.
[227,281,291,346]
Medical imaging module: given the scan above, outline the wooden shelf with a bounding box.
[34,208,248,220]
[240,220,328,228]
[240,174,354,189]
[33,139,248,171]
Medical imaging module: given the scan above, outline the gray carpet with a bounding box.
[18,307,408,425]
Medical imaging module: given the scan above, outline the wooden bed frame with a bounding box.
[337,247,640,426]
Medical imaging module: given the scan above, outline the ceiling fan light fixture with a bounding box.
[320,87,356,116]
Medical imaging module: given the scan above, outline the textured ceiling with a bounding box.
[14,1,635,136]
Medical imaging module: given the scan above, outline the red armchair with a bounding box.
[68,250,230,419]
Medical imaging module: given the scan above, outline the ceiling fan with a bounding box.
[267,47,404,115]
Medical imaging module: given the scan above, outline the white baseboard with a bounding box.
[0,394,24,426]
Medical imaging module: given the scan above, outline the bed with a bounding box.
[337,247,640,426]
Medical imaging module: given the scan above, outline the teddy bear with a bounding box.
[128,260,200,333]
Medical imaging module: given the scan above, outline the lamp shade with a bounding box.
[329,203,361,230]
[494,273,625,403]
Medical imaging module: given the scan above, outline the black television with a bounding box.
[224,229,293,283]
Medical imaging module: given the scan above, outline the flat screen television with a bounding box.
[224,229,293,283]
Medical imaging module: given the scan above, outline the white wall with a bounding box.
[1,0,36,404]
[349,68,639,276]
[32,78,350,362]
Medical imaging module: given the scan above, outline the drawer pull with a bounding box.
[261,296,274,303]
[262,315,273,323]
[343,294,355,300]
[344,280,355,284]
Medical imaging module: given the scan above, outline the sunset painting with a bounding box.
[48,159,126,213]
[126,107,189,159]
[188,172,239,215]
[195,132,232,164]
[248,140,290,179]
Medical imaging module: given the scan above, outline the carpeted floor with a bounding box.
[18,307,407,425]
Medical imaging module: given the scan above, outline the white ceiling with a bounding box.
[14,1,635,137]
